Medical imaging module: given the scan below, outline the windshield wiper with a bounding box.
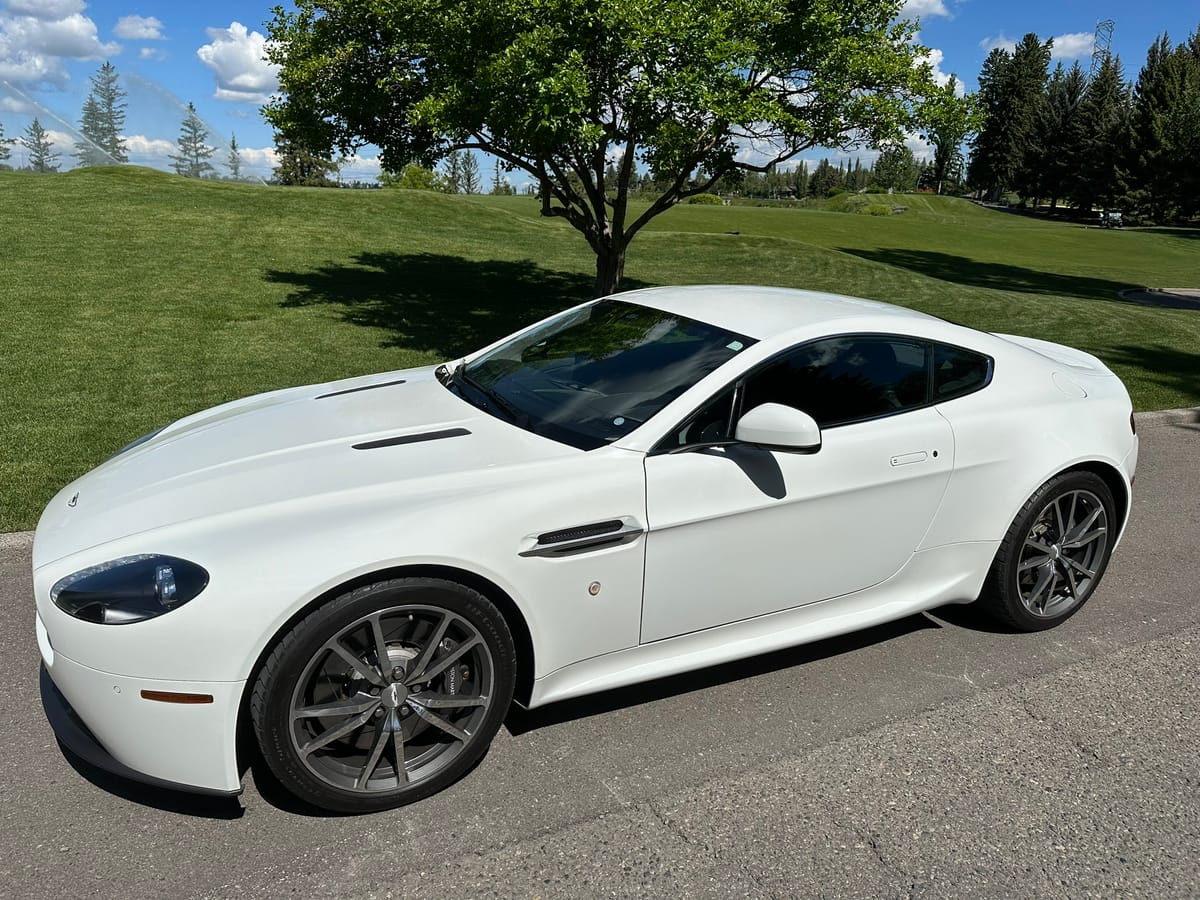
[451,365,529,428]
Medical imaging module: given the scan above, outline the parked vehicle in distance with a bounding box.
[34,285,1138,813]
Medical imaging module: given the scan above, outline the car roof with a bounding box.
[614,285,939,341]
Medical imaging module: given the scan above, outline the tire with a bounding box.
[979,471,1116,632]
[251,577,515,813]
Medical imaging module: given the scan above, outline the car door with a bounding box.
[640,334,955,643]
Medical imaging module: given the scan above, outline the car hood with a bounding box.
[33,366,578,567]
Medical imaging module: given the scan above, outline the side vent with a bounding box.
[520,518,644,558]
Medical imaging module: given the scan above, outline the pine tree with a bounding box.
[77,62,128,165]
[272,137,338,185]
[460,151,481,194]
[792,161,809,197]
[808,159,839,197]
[1070,53,1131,214]
[169,103,216,178]
[227,133,242,181]
[1030,62,1087,210]
[440,151,463,192]
[968,48,1013,199]
[490,159,514,194]
[22,117,59,173]
[1007,35,1053,205]
[872,145,918,191]
[1127,33,1200,222]
[0,118,12,167]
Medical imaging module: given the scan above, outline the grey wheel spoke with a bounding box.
[1066,557,1095,578]
[301,707,375,756]
[355,713,393,789]
[1025,538,1054,554]
[1018,554,1052,572]
[1063,506,1102,543]
[326,641,386,687]
[409,702,469,742]
[1065,491,1079,537]
[295,696,380,719]
[390,719,408,784]
[1063,526,1106,550]
[369,615,392,676]
[411,692,488,710]
[1026,565,1054,612]
[406,613,451,685]
[1052,498,1066,539]
[1064,564,1079,599]
[416,637,482,683]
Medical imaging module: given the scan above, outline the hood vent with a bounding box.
[353,428,470,450]
[316,378,407,400]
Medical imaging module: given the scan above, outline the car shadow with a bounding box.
[836,247,1134,304]
[265,252,651,357]
[505,612,949,735]
[55,741,246,820]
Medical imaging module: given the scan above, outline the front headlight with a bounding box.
[50,555,209,624]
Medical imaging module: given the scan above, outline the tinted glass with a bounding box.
[461,300,755,449]
[742,336,930,427]
[933,344,992,401]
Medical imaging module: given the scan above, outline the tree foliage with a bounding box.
[265,0,934,295]
[871,144,918,191]
[917,77,979,194]
[22,117,59,173]
[0,118,12,165]
[273,137,339,186]
[75,62,128,166]
[170,103,216,178]
[227,133,242,181]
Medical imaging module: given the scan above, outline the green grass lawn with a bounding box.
[2,167,1197,531]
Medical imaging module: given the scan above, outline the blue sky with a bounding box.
[1,0,1197,182]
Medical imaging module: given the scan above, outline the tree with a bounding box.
[379,162,439,190]
[1070,53,1131,214]
[22,118,59,173]
[872,144,918,191]
[1029,62,1086,209]
[272,137,339,185]
[170,103,216,178]
[227,133,242,180]
[490,159,515,195]
[460,150,481,194]
[918,76,980,194]
[266,0,935,296]
[968,35,1051,201]
[439,151,463,193]
[0,118,12,167]
[808,159,841,197]
[76,62,128,165]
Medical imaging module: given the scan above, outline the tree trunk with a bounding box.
[594,242,626,298]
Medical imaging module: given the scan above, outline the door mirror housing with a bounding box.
[735,403,822,452]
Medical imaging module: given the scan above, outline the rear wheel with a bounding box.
[980,471,1116,631]
[251,578,515,813]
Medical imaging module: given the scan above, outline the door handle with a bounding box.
[890,451,928,467]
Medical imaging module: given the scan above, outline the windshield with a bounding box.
[455,299,756,450]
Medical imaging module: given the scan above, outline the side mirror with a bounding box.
[735,403,821,452]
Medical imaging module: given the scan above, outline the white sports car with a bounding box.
[34,285,1137,813]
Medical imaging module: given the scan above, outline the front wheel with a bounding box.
[251,578,516,813]
[979,471,1116,631]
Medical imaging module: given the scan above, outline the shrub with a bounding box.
[686,193,724,205]
[863,204,893,216]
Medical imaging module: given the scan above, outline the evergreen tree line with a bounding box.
[968,27,1200,223]
[0,62,247,180]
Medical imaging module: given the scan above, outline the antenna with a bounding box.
[1089,19,1115,80]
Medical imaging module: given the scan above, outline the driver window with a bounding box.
[742,336,930,427]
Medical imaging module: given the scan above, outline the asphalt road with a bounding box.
[2,415,1198,899]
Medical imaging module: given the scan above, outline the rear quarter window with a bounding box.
[933,344,992,402]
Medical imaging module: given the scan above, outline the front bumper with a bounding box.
[37,613,246,796]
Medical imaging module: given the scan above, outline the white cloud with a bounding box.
[338,153,382,181]
[139,46,166,62]
[114,15,163,40]
[902,0,950,20]
[1049,32,1094,60]
[196,22,279,104]
[4,0,85,19]
[0,93,34,112]
[979,34,1017,55]
[237,144,277,171]
[123,133,175,163]
[0,6,120,84]
[925,47,965,96]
